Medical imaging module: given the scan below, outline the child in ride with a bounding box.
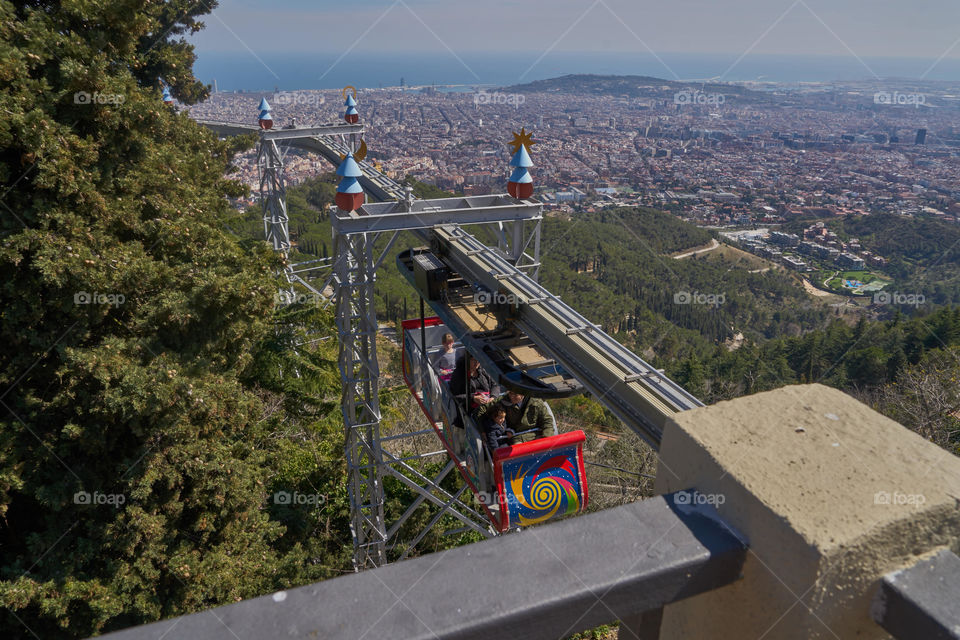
[482,405,513,453]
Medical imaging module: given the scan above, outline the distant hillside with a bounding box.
[538,208,828,356]
[500,74,766,102]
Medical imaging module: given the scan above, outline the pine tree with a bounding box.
[0,2,343,636]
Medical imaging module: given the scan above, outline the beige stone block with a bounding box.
[654,384,960,639]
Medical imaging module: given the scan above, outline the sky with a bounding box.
[191,0,960,60]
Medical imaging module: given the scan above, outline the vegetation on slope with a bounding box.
[501,74,767,102]
[539,208,830,353]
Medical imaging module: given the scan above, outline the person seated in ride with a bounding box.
[482,405,512,454]
[480,390,549,444]
[450,355,500,413]
[430,332,457,381]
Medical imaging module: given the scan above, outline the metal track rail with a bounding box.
[431,225,703,448]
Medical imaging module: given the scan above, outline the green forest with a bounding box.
[0,1,958,638]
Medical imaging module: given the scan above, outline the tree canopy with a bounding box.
[0,1,352,636]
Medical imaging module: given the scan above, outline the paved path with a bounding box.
[673,238,720,259]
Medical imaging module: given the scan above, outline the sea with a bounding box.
[192,50,960,92]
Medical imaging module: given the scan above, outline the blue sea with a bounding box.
[192,50,960,91]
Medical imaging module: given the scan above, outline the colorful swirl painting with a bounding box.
[499,445,585,527]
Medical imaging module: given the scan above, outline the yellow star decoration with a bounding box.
[509,128,537,154]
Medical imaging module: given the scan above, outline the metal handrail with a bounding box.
[94,492,747,640]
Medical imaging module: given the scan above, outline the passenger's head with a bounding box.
[468,358,480,374]
[441,333,454,350]
[493,406,506,424]
[506,390,524,405]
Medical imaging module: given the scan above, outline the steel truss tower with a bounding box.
[257,138,290,253]
[331,194,544,569]
[335,231,388,567]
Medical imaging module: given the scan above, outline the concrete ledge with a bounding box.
[654,383,960,639]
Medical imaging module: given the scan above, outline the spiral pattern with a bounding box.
[530,477,562,510]
[501,446,584,527]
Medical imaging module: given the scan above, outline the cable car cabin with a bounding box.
[401,317,587,531]
[397,246,588,531]
[396,248,585,399]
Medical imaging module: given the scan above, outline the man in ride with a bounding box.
[481,389,550,444]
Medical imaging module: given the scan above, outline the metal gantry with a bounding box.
[200,116,544,569]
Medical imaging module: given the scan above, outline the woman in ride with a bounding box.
[450,355,500,417]
[431,333,457,381]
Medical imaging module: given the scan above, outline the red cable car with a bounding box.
[398,249,588,532]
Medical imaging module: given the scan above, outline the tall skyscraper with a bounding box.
[915,128,927,145]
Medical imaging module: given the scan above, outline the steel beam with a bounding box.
[431,225,702,448]
[197,120,362,139]
[331,196,541,235]
[262,123,364,140]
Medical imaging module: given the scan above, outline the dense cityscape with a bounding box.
[189,76,960,229]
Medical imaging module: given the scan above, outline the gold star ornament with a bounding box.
[509,128,537,153]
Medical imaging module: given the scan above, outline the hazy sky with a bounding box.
[192,0,960,60]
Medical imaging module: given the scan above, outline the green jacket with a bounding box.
[479,395,551,443]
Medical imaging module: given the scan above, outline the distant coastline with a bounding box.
[192,50,960,92]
